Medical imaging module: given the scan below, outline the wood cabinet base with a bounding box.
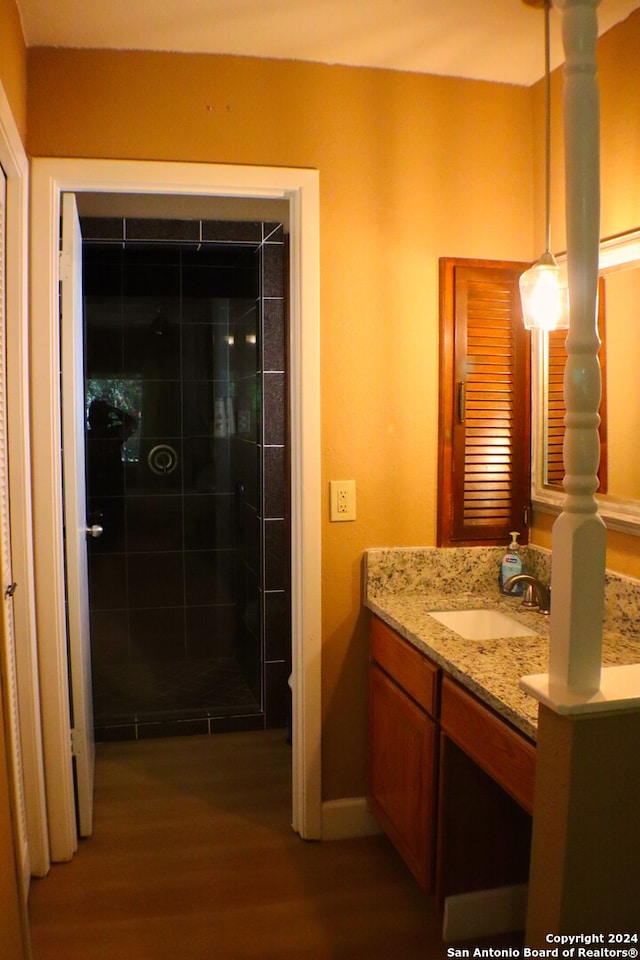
[369,664,437,892]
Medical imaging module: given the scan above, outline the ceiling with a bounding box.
[14,0,640,87]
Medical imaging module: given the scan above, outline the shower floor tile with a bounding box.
[92,656,261,725]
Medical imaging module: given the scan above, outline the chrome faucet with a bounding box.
[502,574,551,615]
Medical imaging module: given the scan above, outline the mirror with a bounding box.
[532,227,640,534]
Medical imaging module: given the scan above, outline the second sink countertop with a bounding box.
[365,589,640,742]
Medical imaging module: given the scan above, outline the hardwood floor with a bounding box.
[27,731,510,959]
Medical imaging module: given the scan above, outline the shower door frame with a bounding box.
[30,158,321,865]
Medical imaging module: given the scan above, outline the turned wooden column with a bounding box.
[549,0,605,696]
[522,0,640,939]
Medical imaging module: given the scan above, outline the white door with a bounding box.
[60,192,95,837]
[0,165,30,888]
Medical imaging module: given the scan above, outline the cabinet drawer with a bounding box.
[371,617,439,717]
[440,676,535,814]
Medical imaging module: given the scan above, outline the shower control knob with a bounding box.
[86,524,104,539]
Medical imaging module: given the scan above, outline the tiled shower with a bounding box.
[81,216,290,740]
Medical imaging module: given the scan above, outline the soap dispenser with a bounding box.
[500,531,524,594]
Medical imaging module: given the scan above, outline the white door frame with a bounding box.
[0,84,49,881]
[30,158,322,862]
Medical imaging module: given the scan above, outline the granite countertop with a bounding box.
[365,587,640,743]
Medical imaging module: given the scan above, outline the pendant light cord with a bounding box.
[544,0,552,255]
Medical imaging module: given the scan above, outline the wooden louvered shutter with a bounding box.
[438,258,531,546]
[545,276,608,492]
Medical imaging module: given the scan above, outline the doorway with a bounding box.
[29,159,321,868]
[81,213,290,739]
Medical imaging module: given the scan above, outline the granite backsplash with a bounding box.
[364,545,640,643]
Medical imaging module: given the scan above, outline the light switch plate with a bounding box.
[330,480,356,522]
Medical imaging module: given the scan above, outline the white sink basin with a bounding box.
[426,608,537,641]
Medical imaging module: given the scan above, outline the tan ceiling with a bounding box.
[14,0,640,87]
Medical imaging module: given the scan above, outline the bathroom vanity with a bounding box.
[364,546,640,926]
[369,614,535,904]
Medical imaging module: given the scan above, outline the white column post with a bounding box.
[548,0,605,695]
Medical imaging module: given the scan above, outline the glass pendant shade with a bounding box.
[520,0,569,333]
[519,251,569,331]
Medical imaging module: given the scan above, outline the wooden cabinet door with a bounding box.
[438,258,531,546]
[368,663,437,892]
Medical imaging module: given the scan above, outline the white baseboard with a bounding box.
[443,883,528,942]
[321,796,381,841]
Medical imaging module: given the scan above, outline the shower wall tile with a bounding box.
[240,505,260,576]
[126,495,183,552]
[182,437,230,493]
[264,591,291,663]
[83,257,124,327]
[123,309,181,380]
[86,438,127,496]
[181,324,216,380]
[84,294,124,377]
[235,379,259,443]
[89,554,128,609]
[126,218,200,243]
[183,381,223,436]
[263,373,286,445]
[231,443,259,510]
[81,218,125,242]
[240,569,260,638]
[127,552,185,608]
[183,494,235,550]
[262,243,285,299]
[134,381,183,438]
[184,549,236,606]
[129,607,186,662]
[185,605,237,659]
[90,609,129,665]
[202,220,262,242]
[85,328,125,378]
[264,223,284,242]
[233,306,260,379]
[264,446,286,518]
[237,615,261,702]
[264,660,289,729]
[181,296,224,325]
[258,230,289,728]
[123,256,181,299]
[182,252,258,301]
[264,520,286,591]
[263,299,286,371]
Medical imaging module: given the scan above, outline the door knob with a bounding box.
[86,524,104,538]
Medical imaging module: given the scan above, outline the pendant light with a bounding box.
[519,0,569,331]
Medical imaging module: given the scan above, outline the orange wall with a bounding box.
[530,10,640,580]
[0,0,26,141]
[23,13,640,799]
[26,49,534,799]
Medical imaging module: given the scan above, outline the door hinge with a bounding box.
[59,248,71,283]
[4,581,17,599]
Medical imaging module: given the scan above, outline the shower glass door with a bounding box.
[82,221,278,740]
